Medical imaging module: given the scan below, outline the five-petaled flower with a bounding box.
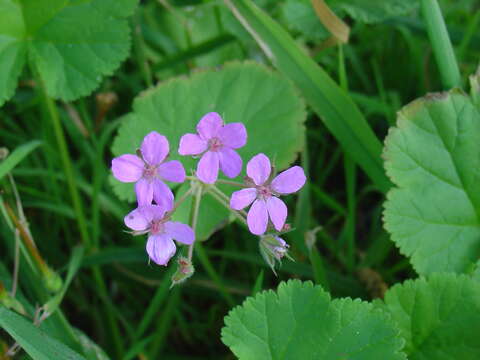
[124,205,195,266]
[112,131,185,210]
[230,153,306,235]
[178,112,247,184]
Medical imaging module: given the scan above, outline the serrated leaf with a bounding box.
[0,306,86,360]
[333,0,418,24]
[383,90,480,275]
[222,280,406,360]
[111,61,306,240]
[0,0,137,106]
[383,273,480,359]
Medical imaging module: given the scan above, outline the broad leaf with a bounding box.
[111,61,306,240]
[0,0,137,106]
[222,280,406,360]
[383,273,480,359]
[383,90,480,275]
[0,306,86,360]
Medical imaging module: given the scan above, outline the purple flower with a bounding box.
[124,205,195,266]
[230,153,306,235]
[178,112,247,184]
[112,131,185,210]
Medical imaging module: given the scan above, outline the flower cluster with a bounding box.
[111,112,306,272]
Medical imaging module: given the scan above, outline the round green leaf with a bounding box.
[111,61,306,240]
[222,280,406,360]
[0,0,137,106]
[383,273,480,359]
[383,90,480,275]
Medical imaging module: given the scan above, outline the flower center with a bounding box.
[257,185,272,199]
[143,165,157,180]
[150,220,164,235]
[208,137,223,152]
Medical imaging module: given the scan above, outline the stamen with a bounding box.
[208,137,223,152]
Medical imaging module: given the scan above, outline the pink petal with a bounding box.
[142,205,167,222]
[218,123,247,149]
[111,154,144,182]
[266,197,287,231]
[247,199,268,235]
[196,112,223,140]
[158,160,185,183]
[124,207,149,231]
[196,151,219,184]
[246,153,271,186]
[152,180,174,211]
[219,148,242,179]
[140,131,169,165]
[178,133,207,155]
[271,166,306,195]
[135,178,153,206]
[146,234,176,266]
[230,188,257,210]
[164,221,195,245]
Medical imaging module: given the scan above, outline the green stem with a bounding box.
[41,92,91,249]
[132,9,153,88]
[344,155,356,271]
[207,186,248,226]
[215,179,248,187]
[421,0,461,89]
[187,184,203,261]
[92,119,121,248]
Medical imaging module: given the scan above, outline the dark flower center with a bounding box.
[257,185,272,199]
[143,165,157,180]
[208,137,223,152]
[150,220,164,235]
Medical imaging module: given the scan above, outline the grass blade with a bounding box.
[0,307,86,360]
[0,140,42,180]
[224,0,391,192]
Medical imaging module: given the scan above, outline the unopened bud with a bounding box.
[44,268,63,293]
[171,257,195,287]
[259,235,291,274]
[305,226,323,251]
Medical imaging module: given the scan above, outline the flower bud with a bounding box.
[44,268,63,293]
[259,235,290,274]
[171,257,195,287]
